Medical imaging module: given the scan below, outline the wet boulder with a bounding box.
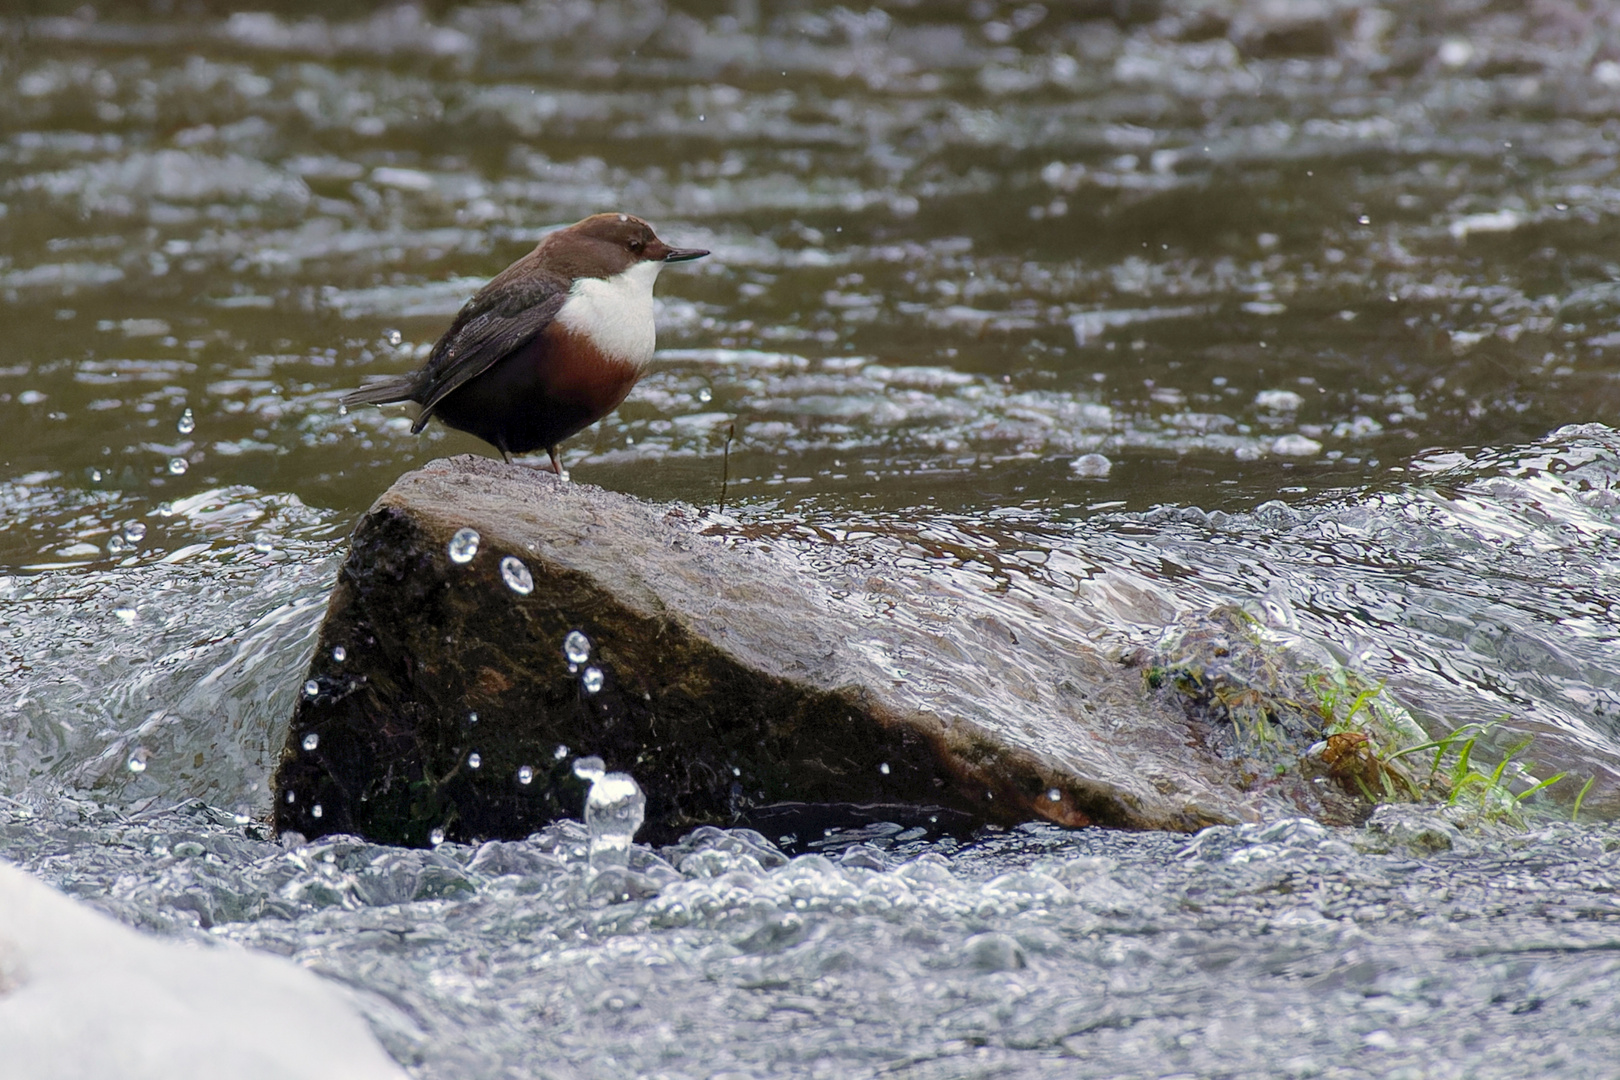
[274,456,1338,846]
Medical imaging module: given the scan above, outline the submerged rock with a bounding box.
[274,456,1348,846]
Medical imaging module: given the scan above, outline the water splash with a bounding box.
[573,756,646,869]
[447,527,480,564]
[499,555,533,595]
[564,630,591,665]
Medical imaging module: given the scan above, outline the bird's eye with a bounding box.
[628,239,645,254]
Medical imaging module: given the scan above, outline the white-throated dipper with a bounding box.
[343,213,708,475]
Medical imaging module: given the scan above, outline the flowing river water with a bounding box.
[5,2,1620,1076]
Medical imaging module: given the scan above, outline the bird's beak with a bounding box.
[662,247,709,263]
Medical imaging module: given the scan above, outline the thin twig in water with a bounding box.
[719,421,735,515]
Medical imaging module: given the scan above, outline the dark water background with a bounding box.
[6,3,1620,1076]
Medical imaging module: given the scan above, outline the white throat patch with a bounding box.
[554,259,662,367]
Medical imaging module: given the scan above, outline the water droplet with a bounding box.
[1357,214,1371,225]
[177,407,195,434]
[113,607,137,624]
[385,328,403,347]
[90,468,103,483]
[302,732,320,751]
[447,527,480,564]
[429,827,445,846]
[582,666,604,694]
[467,752,482,769]
[697,387,713,403]
[338,404,348,417]
[500,555,533,594]
[232,807,251,825]
[1048,787,1062,802]
[126,748,150,773]
[251,532,274,554]
[311,803,323,818]
[879,762,890,775]
[554,744,570,760]
[286,790,296,804]
[467,711,478,725]
[517,765,534,785]
[584,767,646,868]
[123,521,146,543]
[168,456,189,475]
[303,679,319,698]
[573,756,606,782]
[564,630,592,665]
[331,645,346,662]
[107,534,133,554]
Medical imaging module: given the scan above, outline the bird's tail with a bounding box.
[341,375,420,408]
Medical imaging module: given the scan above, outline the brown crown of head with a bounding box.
[543,213,709,279]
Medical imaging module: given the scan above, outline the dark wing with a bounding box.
[410,262,569,433]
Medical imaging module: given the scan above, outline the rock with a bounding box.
[274,457,1315,846]
[0,860,407,1080]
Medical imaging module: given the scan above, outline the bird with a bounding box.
[343,212,708,476]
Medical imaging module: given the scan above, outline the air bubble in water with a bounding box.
[582,764,646,869]
[564,630,591,664]
[448,527,480,564]
[126,748,150,773]
[430,827,445,846]
[302,732,319,751]
[332,645,346,662]
[168,457,189,475]
[303,679,319,698]
[500,555,533,594]
[582,666,603,694]
[177,408,195,435]
[517,765,534,785]
[468,752,482,769]
[554,744,570,760]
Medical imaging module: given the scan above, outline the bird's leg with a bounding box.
[547,446,570,483]
[496,438,513,465]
